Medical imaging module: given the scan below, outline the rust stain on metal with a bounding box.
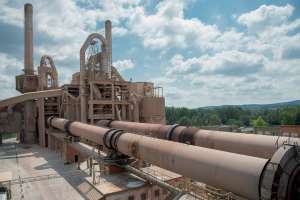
[130,141,140,159]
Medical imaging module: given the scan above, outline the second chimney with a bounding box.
[105,20,112,78]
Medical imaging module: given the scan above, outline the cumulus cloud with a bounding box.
[113,59,135,71]
[238,4,294,31]
[1,0,300,106]
[112,27,129,36]
[0,52,22,73]
[237,3,300,44]
[0,53,22,99]
[128,0,220,49]
[167,51,265,77]
[0,0,140,86]
[0,0,23,27]
[154,3,300,107]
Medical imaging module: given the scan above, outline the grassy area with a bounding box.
[2,132,17,139]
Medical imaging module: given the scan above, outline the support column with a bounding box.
[37,98,45,146]
[121,105,126,120]
[23,101,36,144]
[63,140,68,162]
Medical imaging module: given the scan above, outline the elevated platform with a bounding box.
[0,89,63,109]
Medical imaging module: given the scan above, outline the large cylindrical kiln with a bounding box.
[97,120,300,158]
[49,117,300,200]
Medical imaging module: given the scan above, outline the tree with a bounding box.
[294,110,300,125]
[191,115,203,127]
[208,114,221,125]
[251,116,268,128]
[166,104,300,128]
[178,116,192,126]
[227,119,243,127]
[280,110,296,125]
[265,110,281,125]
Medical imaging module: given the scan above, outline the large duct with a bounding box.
[97,120,300,159]
[48,117,300,200]
[105,20,112,78]
[24,3,34,75]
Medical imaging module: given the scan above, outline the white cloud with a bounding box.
[0,53,22,99]
[0,0,23,27]
[167,51,265,77]
[0,53,23,72]
[33,0,141,42]
[112,27,129,36]
[0,0,141,85]
[128,0,220,49]
[113,59,135,71]
[1,1,300,106]
[238,4,294,31]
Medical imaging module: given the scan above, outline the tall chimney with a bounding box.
[105,20,112,78]
[24,3,34,75]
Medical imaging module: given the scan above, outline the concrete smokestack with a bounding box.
[105,20,112,78]
[24,3,34,75]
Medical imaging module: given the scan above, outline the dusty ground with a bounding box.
[0,139,102,200]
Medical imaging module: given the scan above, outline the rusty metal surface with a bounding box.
[98,120,170,139]
[192,129,297,158]
[117,133,267,200]
[50,118,268,200]
[98,120,300,158]
[79,33,108,123]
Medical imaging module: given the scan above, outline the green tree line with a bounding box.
[166,105,300,127]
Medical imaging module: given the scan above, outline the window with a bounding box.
[128,195,134,200]
[140,193,147,200]
[154,189,160,198]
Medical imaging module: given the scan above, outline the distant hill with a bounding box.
[203,100,300,110]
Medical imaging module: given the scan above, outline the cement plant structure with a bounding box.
[0,3,300,200]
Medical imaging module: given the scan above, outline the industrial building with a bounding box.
[0,3,300,200]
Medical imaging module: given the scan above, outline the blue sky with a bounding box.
[0,0,300,108]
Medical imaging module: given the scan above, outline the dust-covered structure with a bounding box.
[3,3,165,147]
[0,3,300,200]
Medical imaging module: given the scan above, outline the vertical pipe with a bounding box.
[24,3,34,75]
[80,48,87,123]
[105,20,112,79]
